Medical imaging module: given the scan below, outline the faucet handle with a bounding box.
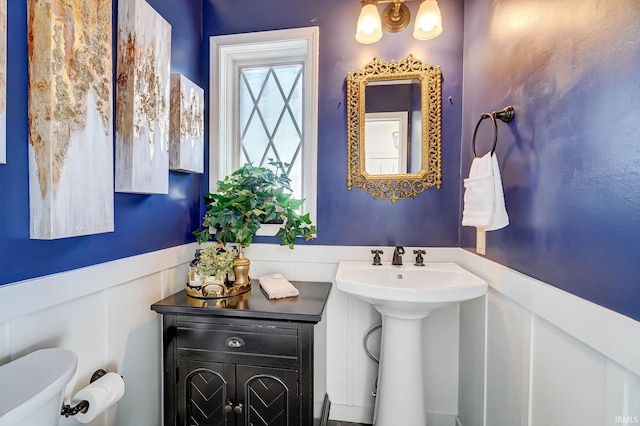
[371,249,383,265]
[413,249,426,266]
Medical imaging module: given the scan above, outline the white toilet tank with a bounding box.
[0,348,77,426]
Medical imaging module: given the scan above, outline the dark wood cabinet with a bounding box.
[152,281,331,426]
[177,358,298,426]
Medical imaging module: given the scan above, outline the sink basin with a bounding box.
[336,261,487,317]
[335,260,487,426]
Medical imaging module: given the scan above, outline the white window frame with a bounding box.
[209,27,319,236]
[364,111,409,174]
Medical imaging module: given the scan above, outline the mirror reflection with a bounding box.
[346,55,442,202]
[365,111,408,174]
[364,79,422,175]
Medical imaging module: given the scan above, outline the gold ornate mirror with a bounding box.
[346,54,442,202]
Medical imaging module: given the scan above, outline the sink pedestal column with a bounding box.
[335,261,488,426]
[374,309,433,426]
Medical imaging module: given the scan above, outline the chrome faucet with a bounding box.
[391,246,405,265]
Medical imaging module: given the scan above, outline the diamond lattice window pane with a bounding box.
[256,73,285,136]
[287,156,302,201]
[241,118,270,164]
[274,65,303,126]
[263,145,279,167]
[239,63,304,200]
[273,65,301,95]
[273,113,301,164]
[239,78,256,133]
[241,68,269,96]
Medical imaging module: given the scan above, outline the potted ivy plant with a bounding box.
[194,161,317,290]
[186,245,238,299]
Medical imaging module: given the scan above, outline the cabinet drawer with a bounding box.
[176,320,298,359]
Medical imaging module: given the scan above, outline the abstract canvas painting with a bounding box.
[116,0,171,194]
[169,73,204,174]
[0,0,6,164]
[27,0,114,239]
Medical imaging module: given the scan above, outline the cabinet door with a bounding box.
[177,359,236,426]
[236,365,299,426]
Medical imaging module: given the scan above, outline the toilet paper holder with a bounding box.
[60,369,109,418]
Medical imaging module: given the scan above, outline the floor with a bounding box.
[327,422,371,426]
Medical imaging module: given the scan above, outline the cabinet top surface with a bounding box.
[151,280,332,323]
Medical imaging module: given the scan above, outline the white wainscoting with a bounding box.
[457,250,640,426]
[245,244,469,426]
[247,244,640,426]
[0,244,196,426]
[1,244,638,426]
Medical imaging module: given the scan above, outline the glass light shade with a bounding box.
[413,0,443,40]
[356,3,383,44]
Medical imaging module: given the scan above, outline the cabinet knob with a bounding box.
[226,337,245,348]
[224,401,234,413]
[233,403,244,414]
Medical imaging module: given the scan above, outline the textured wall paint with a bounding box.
[203,0,465,247]
[0,0,202,285]
[461,0,640,321]
[4,0,635,326]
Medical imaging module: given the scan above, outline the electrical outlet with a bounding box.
[476,227,486,255]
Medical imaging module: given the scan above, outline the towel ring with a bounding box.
[472,106,514,158]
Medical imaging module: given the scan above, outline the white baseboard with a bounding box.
[425,412,458,426]
[328,404,457,426]
[328,403,373,424]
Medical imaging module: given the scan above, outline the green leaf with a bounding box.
[195,162,317,247]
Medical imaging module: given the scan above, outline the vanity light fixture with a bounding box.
[355,0,442,44]
[355,0,383,44]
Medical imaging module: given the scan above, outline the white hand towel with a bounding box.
[258,273,299,299]
[462,152,509,231]
[485,154,509,230]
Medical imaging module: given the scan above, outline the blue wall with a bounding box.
[203,0,465,248]
[3,0,638,323]
[0,0,203,285]
[206,0,640,322]
[461,0,640,321]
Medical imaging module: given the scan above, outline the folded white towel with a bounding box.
[258,273,299,299]
[462,152,509,231]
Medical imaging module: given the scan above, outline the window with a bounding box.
[239,63,304,197]
[210,27,319,235]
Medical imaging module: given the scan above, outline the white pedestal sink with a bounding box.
[335,261,488,426]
